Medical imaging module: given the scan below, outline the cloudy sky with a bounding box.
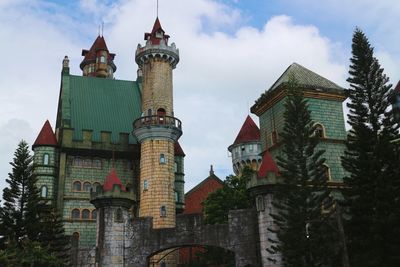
[0,0,399,193]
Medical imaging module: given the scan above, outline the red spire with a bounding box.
[144,17,170,45]
[232,116,260,146]
[257,151,280,178]
[80,36,115,70]
[174,142,185,156]
[33,120,57,148]
[103,168,126,192]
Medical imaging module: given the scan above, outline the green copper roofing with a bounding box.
[269,63,344,91]
[61,75,141,144]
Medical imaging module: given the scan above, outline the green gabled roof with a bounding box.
[62,75,141,144]
[269,62,343,91]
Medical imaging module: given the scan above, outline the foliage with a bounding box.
[269,75,340,266]
[342,28,400,267]
[203,167,253,224]
[0,140,70,266]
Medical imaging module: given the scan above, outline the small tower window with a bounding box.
[143,180,148,191]
[82,209,90,219]
[83,182,91,192]
[271,130,278,145]
[249,144,253,151]
[93,182,101,192]
[71,209,80,219]
[160,206,167,217]
[148,109,152,116]
[160,154,166,164]
[126,183,132,192]
[115,208,123,222]
[92,210,97,220]
[322,164,331,181]
[174,161,178,173]
[100,56,106,63]
[40,185,48,198]
[71,232,79,247]
[256,196,265,212]
[314,123,325,138]
[73,181,82,191]
[43,154,50,165]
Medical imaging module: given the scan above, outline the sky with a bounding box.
[0,0,399,194]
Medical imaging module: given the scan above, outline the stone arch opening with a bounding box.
[148,244,235,267]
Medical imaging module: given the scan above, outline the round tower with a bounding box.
[133,17,181,229]
[80,35,117,78]
[228,115,262,175]
[32,120,59,202]
[90,169,135,267]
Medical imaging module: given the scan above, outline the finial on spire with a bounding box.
[210,165,214,175]
[101,21,104,37]
[112,150,115,168]
[157,0,159,17]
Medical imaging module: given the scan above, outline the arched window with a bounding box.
[115,208,123,222]
[71,232,79,248]
[82,209,90,219]
[83,182,91,192]
[322,165,331,181]
[271,130,278,145]
[73,181,81,191]
[157,108,166,124]
[92,210,97,220]
[256,196,265,212]
[314,123,325,138]
[71,209,80,219]
[159,153,166,164]
[93,182,101,192]
[43,154,50,165]
[143,180,148,191]
[100,55,106,63]
[40,185,48,198]
[160,206,167,217]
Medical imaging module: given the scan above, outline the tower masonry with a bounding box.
[133,17,182,229]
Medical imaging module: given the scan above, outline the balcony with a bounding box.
[132,115,182,142]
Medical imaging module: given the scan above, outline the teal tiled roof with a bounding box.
[61,75,142,144]
[269,62,344,91]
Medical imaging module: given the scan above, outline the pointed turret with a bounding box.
[80,35,116,78]
[103,168,126,192]
[144,17,170,45]
[228,116,262,175]
[257,151,279,178]
[33,120,58,148]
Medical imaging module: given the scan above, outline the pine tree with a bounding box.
[269,76,339,266]
[342,28,400,267]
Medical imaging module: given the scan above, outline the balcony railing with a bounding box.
[133,115,182,130]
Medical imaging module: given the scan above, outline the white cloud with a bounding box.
[2,0,397,194]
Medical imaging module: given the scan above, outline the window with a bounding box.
[73,181,81,191]
[93,159,102,169]
[71,209,80,219]
[249,144,253,151]
[175,191,179,202]
[43,154,50,165]
[241,145,245,152]
[40,186,48,198]
[174,162,178,173]
[314,123,325,138]
[271,130,278,145]
[322,165,331,181]
[148,109,152,116]
[160,206,167,217]
[256,196,265,212]
[71,232,79,247]
[143,180,148,191]
[160,154,166,164]
[83,182,91,192]
[157,108,166,124]
[82,209,90,219]
[93,182,101,192]
[126,183,132,192]
[92,210,97,220]
[100,56,106,63]
[115,208,123,222]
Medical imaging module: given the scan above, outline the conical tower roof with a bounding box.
[231,115,260,147]
[103,168,126,192]
[144,17,170,45]
[33,120,57,148]
[174,141,185,156]
[257,151,279,178]
[80,35,115,70]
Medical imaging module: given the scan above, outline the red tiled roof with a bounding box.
[103,168,126,192]
[232,115,260,146]
[175,142,185,156]
[395,80,400,93]
[258,151,280,178]
[80,36,115,69]
[144,17,170,45]
[33,120,57,148]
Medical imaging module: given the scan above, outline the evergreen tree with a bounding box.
[269,76,339,266]
[342,28,400,267]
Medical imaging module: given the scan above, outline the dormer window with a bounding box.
[156,30,163,38]
[314,123,325,138]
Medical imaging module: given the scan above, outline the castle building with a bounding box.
[32,18,185,262]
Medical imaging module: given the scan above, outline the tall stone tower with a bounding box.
[133,17,181,229]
